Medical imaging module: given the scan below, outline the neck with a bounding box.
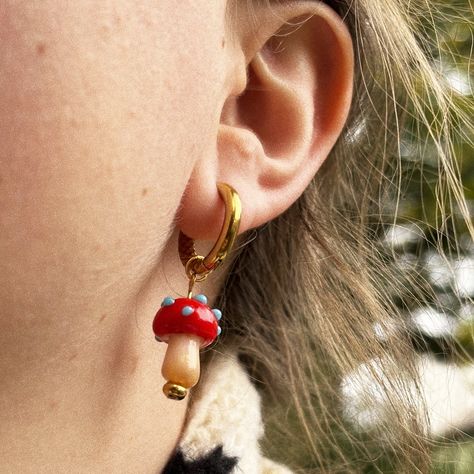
[0,236,205,473]
[0,227,228,472]
[0,292,190,473]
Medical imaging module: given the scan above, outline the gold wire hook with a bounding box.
[187,272,197,298]
[179,182,242,289]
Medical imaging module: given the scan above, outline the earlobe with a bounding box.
[178,2,353,241]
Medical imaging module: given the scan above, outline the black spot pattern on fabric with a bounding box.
[162,445,239,473]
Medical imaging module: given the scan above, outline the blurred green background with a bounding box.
[385,1,473,471]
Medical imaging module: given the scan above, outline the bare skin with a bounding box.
[0,0,353,472]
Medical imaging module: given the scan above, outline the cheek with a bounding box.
[0,1,224,313]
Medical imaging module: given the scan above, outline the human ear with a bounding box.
[178,1,353,240]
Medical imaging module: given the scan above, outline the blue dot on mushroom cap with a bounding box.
[212,309,222,321]
[192,294,208,305]
[217,326,222,336]
[161,296,175,307]
[181,306,194,317]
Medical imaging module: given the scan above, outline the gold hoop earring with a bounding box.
[152,182,242,400]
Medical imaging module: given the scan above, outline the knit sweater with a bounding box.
[162,350,294,473]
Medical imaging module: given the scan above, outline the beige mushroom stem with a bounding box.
[161,333,203,400]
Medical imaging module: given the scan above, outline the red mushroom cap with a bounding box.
[152,297,219,348]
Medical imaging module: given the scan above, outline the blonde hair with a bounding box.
[206,1,473,472]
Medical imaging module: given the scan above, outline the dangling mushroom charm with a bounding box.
[152,183,241,401]
[152,294,222,400]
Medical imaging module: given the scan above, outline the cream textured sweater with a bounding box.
[163,349,294,473]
